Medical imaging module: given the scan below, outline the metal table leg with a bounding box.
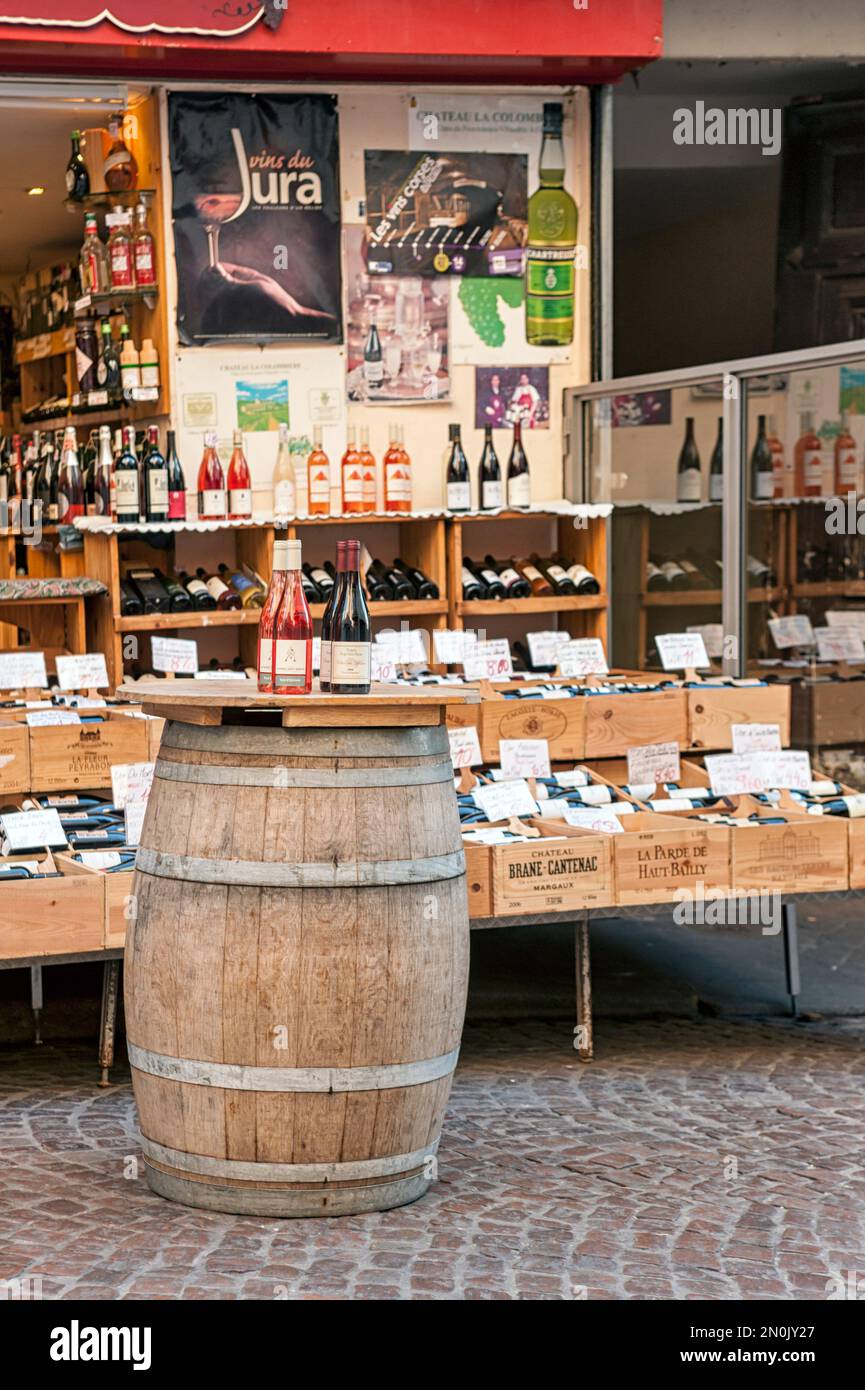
[98,959,121,1087]
[574,912,594,1062]
[30,965,43,1045]
[782,901,800,1019]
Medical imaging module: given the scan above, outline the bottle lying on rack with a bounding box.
[217,563,265,609]
[463,557,506,600]
[177,569,217,611]
[459,554,600,599]
[196,566,241,611]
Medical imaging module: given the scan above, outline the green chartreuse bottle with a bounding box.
[525,101,577,347]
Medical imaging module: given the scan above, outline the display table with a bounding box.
[116,679,478,1218]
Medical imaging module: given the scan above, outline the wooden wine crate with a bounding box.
[0,854,104,959]
[57,854,135,947]
[488,820,614,916]
[28,711,149,791]
[726,801,849,894]
[584,687,688,758]
[479,690,587,762]
[0,720,30,794]
[687,683,791,750]
[612,812,731,906]
[848,818,865,890]
[789,675,865,747]
[464,842,493,918]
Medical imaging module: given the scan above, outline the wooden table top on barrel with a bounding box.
[116,679,480,728]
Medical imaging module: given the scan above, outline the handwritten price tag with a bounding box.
[124,799,147,848]
[705,750,811,796]
[563,805,623,834]
[526,631,571,668]
[25,710,81,727]
[769,615,814,650]
[0,651,48,689]
[0,808,66,851]
[731,723,782,754]
[473,778,537,822]
[448,726,483,768]
[55,653,110,690]
[814,626,865,662]
[627,741,680,785]
[152,637,199,675]
[375,628,428,666]
[499,739,551,779]
[655,632,710,671]
[687,624,724,660]
[110,762,155,811]
[371,647,399,684]
[557,638,608,678]
[434,629,478,665]
[463,639,513,682]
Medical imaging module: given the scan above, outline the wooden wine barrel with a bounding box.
[125,717,469,1217]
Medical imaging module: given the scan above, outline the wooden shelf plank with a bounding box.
[115,609,261,633]
[458,594,607,616]
[642,588,782,607]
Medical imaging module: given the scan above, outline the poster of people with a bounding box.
[168,92,342,344]
[364,150,527,278]
[475,366,550,430]
[344,227,450,404]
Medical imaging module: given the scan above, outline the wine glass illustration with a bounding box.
[194,192,244,271]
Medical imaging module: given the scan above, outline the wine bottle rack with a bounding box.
[76,509,609,689]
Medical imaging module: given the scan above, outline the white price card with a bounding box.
[0,651,48,689]
[375,628,429,666]
[77,851,123,871]
[55,653,110,690]
[556,638,608,678]
[526,630,571,668]
[826,610,865,638]
[627,741,681,786]
[687,623,724,660]
[730,723,782,754]
[448,725,483,768]
[193,669,248,680]
[473,778,537,822]
[705,750,812,796]
[124,799,147,848]
[769,614,815,650]
[433,629,478,665]
[25,709,81,727]
[312,637,321,673]
[654,632,710,671]
[814,626,865,662]
[110,761,155,810]
[0,808,66,851]
[463,639,513,682]
[563,805,624,834]
[371,647,399,683]
[499,739,551,779]
[152,636,199,675]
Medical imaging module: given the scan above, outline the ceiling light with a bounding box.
[0,80,128,111]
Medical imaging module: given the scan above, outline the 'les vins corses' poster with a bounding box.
[168,92,342,345]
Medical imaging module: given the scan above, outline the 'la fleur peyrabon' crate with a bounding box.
[0,720,30,794]
[28,711,149,791]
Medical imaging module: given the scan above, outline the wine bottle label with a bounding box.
[839,451,858,487]
[186,579,209,597]
[447,481,471,510]
[148,470,169,507]
[508,473,531,508]
[385,462,412,503]
[362,469,376,504]
[753,470,774,500]
[331,641,371,684]
[746,557,769,578]
[679,560,698,574]
[65,169,75,192]
[168,490,186,520]
[343,466,364,505]
[109,246,134,288]
[481,480,503,509]
[309,468,330,506]
[803,448,823,488]
[274,638,311,685]
[121,364,141,389]
[229,487,252,515]
[480,568,500,586]
[545,563,569,583]
[257,635,273,682]
[844,794,865,818]
[461,565,477,588]
[141,363,160,388]
[114,471,139,509]
[96,357,108,386]
[567,564,595,584]
[709,473,723,501]
[134,245,156,285]
[320,640,332,685]
[677,469,701,502]
[661,562,685,580]
[521,563,544,582]
[498,567,521,586]
[200,488,226,517]
[205,576,230,600]
[311,567,333,588]
[75,344,95,385]
[274,479,295,513]
[364,360,384,384]
[575,785,612,806]
[229,572,256,593]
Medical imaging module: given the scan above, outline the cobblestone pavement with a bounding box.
[2,1017,864,1301]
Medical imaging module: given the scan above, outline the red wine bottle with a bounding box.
[330,538,371,695]
[320,539,347,693]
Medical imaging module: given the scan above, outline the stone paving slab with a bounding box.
[1,1017,864,1301]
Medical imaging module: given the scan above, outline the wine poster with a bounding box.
[168,92,342,345]
[363,150,527,279]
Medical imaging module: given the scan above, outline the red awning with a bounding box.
[0,1,662,84]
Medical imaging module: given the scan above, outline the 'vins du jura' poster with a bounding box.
[168,92,342,345]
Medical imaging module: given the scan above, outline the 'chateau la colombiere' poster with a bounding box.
[168,92,342,345]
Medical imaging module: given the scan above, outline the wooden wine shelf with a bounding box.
[458,593,607,617]
[328,599,448,619]
[793,581,865,598]
[115,609,261,633]
[642,588,782,607]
